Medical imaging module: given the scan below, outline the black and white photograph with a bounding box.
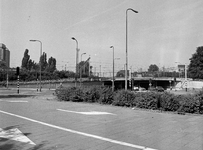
[0,0,203,150]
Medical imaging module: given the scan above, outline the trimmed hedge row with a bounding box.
[55,86,203,114]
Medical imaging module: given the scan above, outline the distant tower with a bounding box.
[0,43,10,68]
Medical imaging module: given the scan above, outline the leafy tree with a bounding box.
[21,49,38,71]
[78,60,90,77]
[21,49,30,69]
[148,64,159,72]
[116,70,129,77]
[27,59,38,71]
[46,57,56,73]
[40,52,48,71]
[188,46,203,79]
[90,66,93,76]
[0,61,7,70]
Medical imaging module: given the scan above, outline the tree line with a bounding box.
[116,46,203,79]
[0,49,92,82]
[1,46,203,82]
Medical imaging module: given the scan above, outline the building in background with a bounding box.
[0,43,10,68]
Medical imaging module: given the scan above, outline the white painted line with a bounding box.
[57,109,116,115]
[9,101,28,103]
[0,128,36,145]
[0,100,28,103]
[0,110,157,150]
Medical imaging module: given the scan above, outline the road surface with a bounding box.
[0,89,203,150]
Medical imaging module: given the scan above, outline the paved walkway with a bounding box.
[0,89,203,150]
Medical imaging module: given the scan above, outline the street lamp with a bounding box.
[125,8,138,91]
[30,40,42,92]
[80,52,86,87]
[110,46,115,92]
[72,37,80,87]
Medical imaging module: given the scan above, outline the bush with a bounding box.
[83,86,101,103]
[112,90,134,107]
[55,87,203,115]
[183,91,203,114]
[134,92,159,110]
[98,87,114,104]
[55,87,84,102]
[159,92,180,112]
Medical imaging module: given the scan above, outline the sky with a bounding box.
[1,0,203,74]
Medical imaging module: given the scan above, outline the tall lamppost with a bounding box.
[125,8,138,90]
[80,53,86,87]
[72,37,80,87]
[110,46,115,92]
[30,40,42,92]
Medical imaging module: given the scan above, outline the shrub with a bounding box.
[134,92,159,110]
[160,92,180,112]
[187,91,203,114]
[98,87,114,104]
[55,86,203,115]
[55,87,84,102]
[83,86,101,103]
[112,90,135,107]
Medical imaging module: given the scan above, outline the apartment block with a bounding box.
[0,43,10,68]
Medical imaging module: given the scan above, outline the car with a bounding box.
[137,87,147,92]
[149,86,164,92]
[133,87,147,92]
[133,86,139,91]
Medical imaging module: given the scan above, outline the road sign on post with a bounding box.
[185,80,187,92]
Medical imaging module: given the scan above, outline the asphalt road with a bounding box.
[0,89,203,150]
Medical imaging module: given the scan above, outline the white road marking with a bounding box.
[0,110,157,150]
[9,101,28,103]
[0,100,28,103]
[57,109,116,115]
[0,128,36,145]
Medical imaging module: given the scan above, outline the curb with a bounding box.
[0,95,35,98]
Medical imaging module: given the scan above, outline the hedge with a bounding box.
[55,86,203,114]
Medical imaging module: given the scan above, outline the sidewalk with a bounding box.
[0,88,56,99]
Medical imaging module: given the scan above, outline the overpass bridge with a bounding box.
[103,77,190,90]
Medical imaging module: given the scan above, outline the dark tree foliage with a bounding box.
[116,70,125,77]
[78,60,90,77]
[148,64,159,72]
[21,49,30,69]
[27,59,38,71]
[188,46,203,79]
[40,52,48,71]
[90,66,93,76]
[46,57,56,73]
[116,70,129,77]
[21,49,39,71]
[0,61,7,69]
